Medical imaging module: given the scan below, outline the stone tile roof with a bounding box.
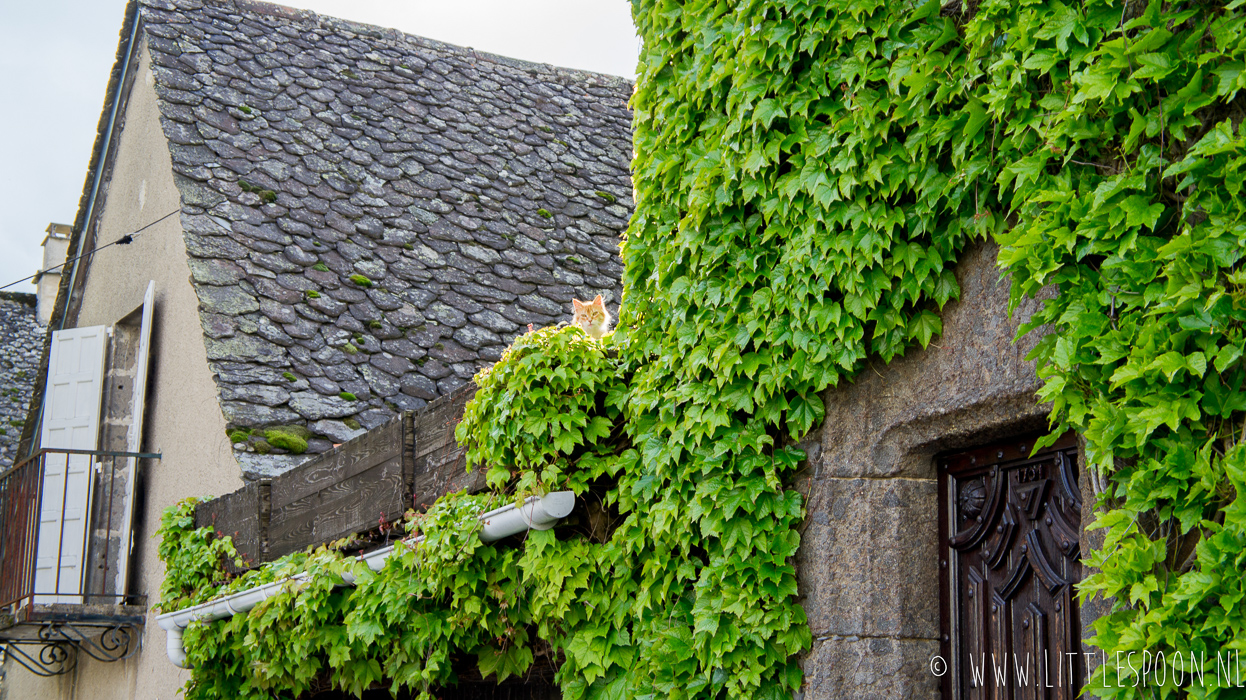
[138,0,634,475]
[0,293,43,469]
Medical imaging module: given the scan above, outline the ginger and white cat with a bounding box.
[571,295,612,339]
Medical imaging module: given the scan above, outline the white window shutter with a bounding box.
[113,281,155,595]
[36,325,108,603]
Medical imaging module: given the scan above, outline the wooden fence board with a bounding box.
[267,456,406,559]
[266,416,407,559]
[412,384,486,510]
[194,481,268,571]
[197,382,486,567]
[270,418,403,510]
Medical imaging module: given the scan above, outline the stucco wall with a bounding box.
[794,240,1054,698]
[2,41,240,700]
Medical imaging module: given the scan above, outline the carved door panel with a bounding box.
[938,434,1083,700]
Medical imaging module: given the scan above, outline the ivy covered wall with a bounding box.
[160,0,1245,697]
[625,0,1246,692]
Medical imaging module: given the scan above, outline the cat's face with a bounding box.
[572,296,607,325]
[571,296,612,338]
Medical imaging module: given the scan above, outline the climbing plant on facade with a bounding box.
[161,327,636,699]
[624,0,1246,693]
[980,0,1246,693]
[160,0,1245,697]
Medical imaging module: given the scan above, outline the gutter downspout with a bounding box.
[156,492,576,668]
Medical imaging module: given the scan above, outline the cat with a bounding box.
[571,295,612,339]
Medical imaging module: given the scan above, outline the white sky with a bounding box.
[0,0,639,293]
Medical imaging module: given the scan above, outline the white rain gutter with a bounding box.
[156,492,576,668]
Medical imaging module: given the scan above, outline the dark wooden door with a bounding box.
[938,434,1083,699]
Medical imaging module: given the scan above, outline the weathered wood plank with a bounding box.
[194,481,268,571]
[266,458,405,559]
[269,418,403,510]
[411,383,486,510]
[201,382,486,566]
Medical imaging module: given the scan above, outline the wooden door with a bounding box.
[938,433,1083,699]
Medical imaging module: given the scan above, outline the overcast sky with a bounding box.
[0,0,639,294]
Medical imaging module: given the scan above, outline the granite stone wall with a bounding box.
[794,241,1055,698]
[0,292,43,468]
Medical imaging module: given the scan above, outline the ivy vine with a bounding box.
[157,499,241,611]
[986,0,1246,693]
[160,0,1246,696]
[624,0,1246,693]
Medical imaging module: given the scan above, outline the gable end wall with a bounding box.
[2,39,241,700]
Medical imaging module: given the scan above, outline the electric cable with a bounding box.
[0,209,181,292]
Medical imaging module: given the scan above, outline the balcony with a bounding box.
[0,448,154,676]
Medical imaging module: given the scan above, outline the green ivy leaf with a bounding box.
[1120,195,1165,229]
[755,99,787,129]
[907,311,942,348]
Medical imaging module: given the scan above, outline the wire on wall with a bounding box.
[0,209,181,292]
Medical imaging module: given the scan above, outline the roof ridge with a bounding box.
[147,0,634,85]
[0,291,37,306]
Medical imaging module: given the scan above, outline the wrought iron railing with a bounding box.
[0,448,157,611]
[0,447,158,676]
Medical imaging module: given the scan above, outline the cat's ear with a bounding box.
[572,298,584,310]
[592,295,603,306]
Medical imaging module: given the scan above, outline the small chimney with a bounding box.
[34,223,71,326]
